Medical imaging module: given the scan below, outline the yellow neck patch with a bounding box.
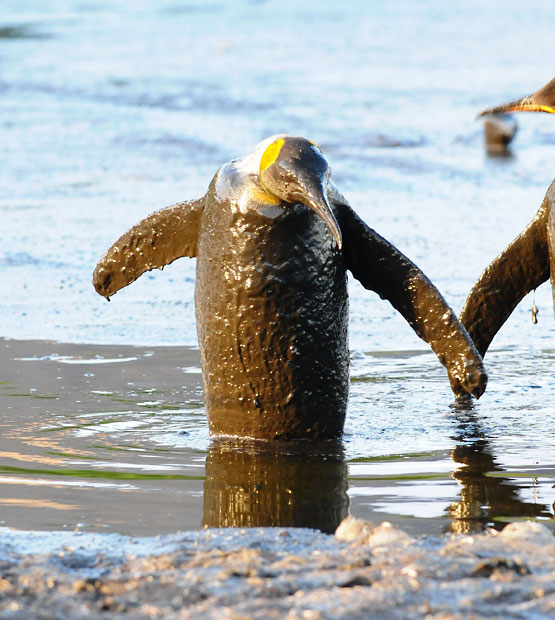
[250,187,282,205]
[259,138,284,173]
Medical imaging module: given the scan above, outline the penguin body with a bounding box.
[462,79,555,357]
[94,135,486,439]
[195,140,349,438]
[482,114,517,154]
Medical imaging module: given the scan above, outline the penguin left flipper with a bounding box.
[333,200,487,398]
[460,181,554,357]
[93,197,205,299]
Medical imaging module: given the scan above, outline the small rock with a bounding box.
[335,516,375,543]
[499,521,554,546]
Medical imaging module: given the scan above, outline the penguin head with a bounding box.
[477,77,555,117]
[258,136,343,250]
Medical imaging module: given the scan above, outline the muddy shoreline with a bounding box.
[1,517,554,619]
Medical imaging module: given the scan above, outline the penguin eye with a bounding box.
[260,138,285,174]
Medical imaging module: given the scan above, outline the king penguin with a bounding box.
[461,78,555,357]
[94,135,486,440]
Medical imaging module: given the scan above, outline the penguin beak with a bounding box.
[477,97,555,117]
[477,83,555,118]
[298,186,343,251]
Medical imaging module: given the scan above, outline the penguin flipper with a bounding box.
[460,184,553,357]
[93,197,205,299]
[334,201,487,398]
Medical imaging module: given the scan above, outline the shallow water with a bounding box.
[2,338,553,538]
[1,1,555,538]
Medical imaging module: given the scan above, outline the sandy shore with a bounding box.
[1,517,554,619]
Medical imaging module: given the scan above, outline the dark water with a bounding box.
[1,1,555,537]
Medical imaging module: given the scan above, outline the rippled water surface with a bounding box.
[1,0,555,537]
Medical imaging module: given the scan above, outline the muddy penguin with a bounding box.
[94,135,486,440]
[461,78,555,357]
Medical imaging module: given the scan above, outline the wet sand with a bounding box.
[1,517,554,619]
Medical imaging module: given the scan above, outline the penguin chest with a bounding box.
[195,199,349,439]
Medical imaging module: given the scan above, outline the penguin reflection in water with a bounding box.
[94,135,486,440]
[461,78,555,358]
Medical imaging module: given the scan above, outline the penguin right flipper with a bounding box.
[460,183,553,357]
[93,197,205,299]
[333,200,487,398]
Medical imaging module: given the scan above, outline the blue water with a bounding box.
[1,0,554,536]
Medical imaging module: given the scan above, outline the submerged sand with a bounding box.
[1,517,554,619]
